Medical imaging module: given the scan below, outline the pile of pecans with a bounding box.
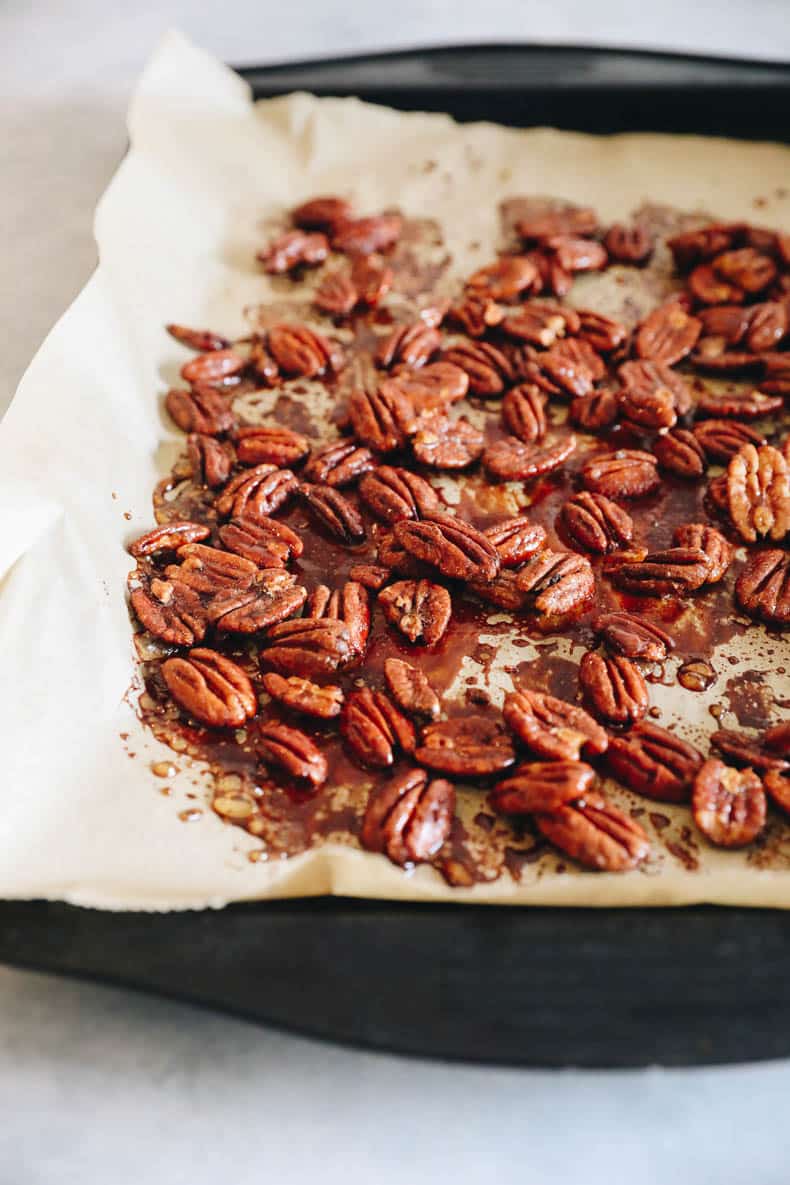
[126,194,790,878]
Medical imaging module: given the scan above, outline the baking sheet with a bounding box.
[1,30,790,910]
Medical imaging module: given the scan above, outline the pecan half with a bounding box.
[358,466,439,523]
[535,792,650,872]
[128,521,210,557]
[515,549,595,625]
[762,352,790,396]
[261,672,344,719]
[559,491,633,555]
[503,689,607,761]
[415,716,515,777]
[484,516,546,567]
[341,687,416,767]
[523,345,594,399]
[441,340,514,397]
[292,195,352,231]
[206,571,307,634]
[692,418,765,463]
[593,611,674,661]
[569,388,619,432]
[168,543,257,594]
[378,579,452,645]
[299,483,365,543]
[692,759,766,848]
[764,721,790,755]
[727,444,790,543]
[411,415,485,470]
[303,580,370,655]
[258,230,329,273]
[688,263,744,306]
[165,387,235,435]
[668,222,741,270]
[696,387,782,420]
[254,721,327,787]
[348,383,415,452]
[618,360,691,429]
[450,293,505,337]
[215,465,298,521]
[129,575,206,646]
[545,235,607,272]
[384,657,441,720]
[653,429,706,479]
[187,433,234,487]
[389,362,469,415]
[395,511,499,582]
[166,324,230,352]
[331,213,402,255]
[746,301,788,352]
[607,722,703,803]
[376,321,441,370]
[491,760,597,814]
[351,254,393,306]
[162,648,256,728]
[313,268,358,315]
[576,309,628,353]
[263,618,355,676]
[468,569,529,611]
[499,304,568,347]
[710,729,789,775]
[467,255,538,301]
[691,342,761,373]
[581,450,660,500]
[672,523,732,583]
[501,383,547,442]
[579,651,649,727]
[549,336,606,382]
[180,349,246,387]
[603,224,653,264]
[348,563,390,591]
[610,547,710,596]
[235,425,310,468]
[735,549,790,626]
[218,516,302,568]
[301,440,375,487]
[714,247,776,294]
[764,769,790,816]
[516,205,598,240]
[361,767,455,865]
[698,305,752,343]
[268,323,343,377]
[483,433,576,483]
[635,302,702,365]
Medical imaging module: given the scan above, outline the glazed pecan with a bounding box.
[387,362,469,415]
[358,465,439,523]
[569,388,619,432]
[299,483,365,543]
[441,340,514,397]
[384,657,441,720]
[263,618,355,676]
[129,574,206,646]
[635,302,702,365]
[258,230,329,274]
[524,345,594,399]
[376,321,441,370]
[348,383,415,452]
[351,254,393,306]
[593,612,674,661]
[268,323,343,377]
[218,516,302,568]
[292,195,352,231]
[235,424,310,467]
[415,716,515,777]
[503,689,607,761]
[688,263,744,306]
[301,440,375,487]
[698,304,752,344]
[714,247,777,294]
[215,464,298,521]
[691,341,761,373]
[162,648,256,728]
[378,579,452,645]
[395,511,499,582]
[618,360,692,429]
[576,309,628,353]
[535,792,650,872]
[341,687,415,767]
[672,523,732,583]
[483,433,576,483]
[746,301,788,352]
[466,255,538,301]
[313,268,358,315]
[692,418,765,463]
[515,549,595,625]
[549,336,606,382]
[411,415,485,469]
[254,721,327,787]
[692,759,766,848]
[361,767,455,865]
[484,516,546,567]
[501,383,547,442]
[764,721,790,755]
[545,235,607,272]
[559,491,633,555]
[610,547,710,596]
[764,769,790,816]
[468,569,528,611]
[168,543,257,594]
[499,304,568,347]
[261,672,344,719]
[516,205,598,240]
[492,760,597,814]
[165,387,235,435]
[762,352,790,396]
[450,293,505,337]
[180,349,246,387]
[128,521,210,557]
[727,444,790,543]
[167,324,230,352]
[696,387,782,420]
[303,580,370,654]
[667,222,741,270]
[581,449,660,500]
[606,722,703,803]
[187,433,234,487]
[376,530,424,578]
[205,571,307,635]
[579,651,649,727]
[348,563,390,591]
[331,213,402,255]
[653,429,706,479]
[603,223,653,264]
[735,549,790,626]
[710,729,789,775]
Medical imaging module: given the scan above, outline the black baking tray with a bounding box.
[3,45,790,1068]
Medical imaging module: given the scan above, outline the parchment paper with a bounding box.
[2,30,790,910]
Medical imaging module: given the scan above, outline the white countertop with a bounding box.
[2,2,790,1181]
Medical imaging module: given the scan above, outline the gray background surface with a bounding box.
[2,2,790,1181]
